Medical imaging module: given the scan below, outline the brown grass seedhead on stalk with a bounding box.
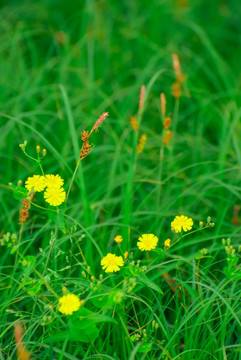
[172,54,182,80]
[80,141,93,160]
[137,134,147,154]
[163,130,172,146]
[14,322,31,360]
[89,112,109,136]
[138,85,146,111]
[81,130,89,142]
[172,82,181,99]
[130,116,139,132]
[160,93,166,117]
[19,209,29,224]
[163,117,172,129]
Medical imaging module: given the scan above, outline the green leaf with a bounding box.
[137,342,152,353]
[13,186,28,200]
[137,274,163,294]
[67,308,100,343]
[51,211,66,233]
[20,255,36,276]
[90,290,113,309]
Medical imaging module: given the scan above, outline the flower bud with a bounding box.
[36,145,40,153]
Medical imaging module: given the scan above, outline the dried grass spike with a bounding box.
[137,134,147,154]
[163,117,172,129]
[172,54,181,79]
[163,130,172,145]
[89,112,108,136]
[138,85,146,110]
[81,130,89,142]
[160,93,166,117]
[172,82,181,98]
[14,322,31,360]
[80,141,92,160]
[130,116,139,132]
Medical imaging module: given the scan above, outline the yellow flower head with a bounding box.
[124,251,128,259]
[45,174,64,189]
[114,235,123,244]
[171,215,193,233]
[164,238,171,247]
[101,253,124,273]
[58,294,82,315]
[137,234,158,251]
[25,175,46,192]
[44,187,66,206]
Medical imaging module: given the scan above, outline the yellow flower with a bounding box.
[171,215,193,233]
[114,235,123,244]
[101,253,124,273]
[45,174,64,188]
[58,294,82,315]
[164,238,171,247]
[137,234,158,251]
[25,175,46,192]
[124,251,128,259]
[44,187,66,206]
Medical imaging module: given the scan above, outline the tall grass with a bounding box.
[0,0,241,359]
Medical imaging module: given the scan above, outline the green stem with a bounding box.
[66,158,80,203]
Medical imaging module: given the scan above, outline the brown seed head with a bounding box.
[172,54,182,80]
[14,322,31,360]
[137,134,147,154]
[172,82,181,98]
[163,130,172,146]
[163,117,172,129]
[19,209,29,224]
[138,85,146,110]
[89,112,108,136]
[80,141,92,160]
[130,116,139,132]
[81,130,89,142]
[160,93,166,117]
[22,198,31,209]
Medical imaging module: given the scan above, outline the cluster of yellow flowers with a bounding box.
[57,215,194,316]
[25,174,66,206]
[101,215,193,273]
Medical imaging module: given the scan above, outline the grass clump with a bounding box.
[0,1,241,359]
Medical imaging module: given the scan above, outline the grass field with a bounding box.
[1,0,241,359]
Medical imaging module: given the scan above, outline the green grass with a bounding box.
[1,0,241,359]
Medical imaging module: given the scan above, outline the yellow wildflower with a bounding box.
[44,187,66,206]
[25,175,46,192]
[45,174,64,188]
[124,251,128,259]
[101,253,124,273]
[171,215,193,233]
[114,235,123,244]
[164,238,171,247]
[137,234,158,251]
[58,294,82,315]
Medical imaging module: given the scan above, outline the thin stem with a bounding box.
[66,158,81,203]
